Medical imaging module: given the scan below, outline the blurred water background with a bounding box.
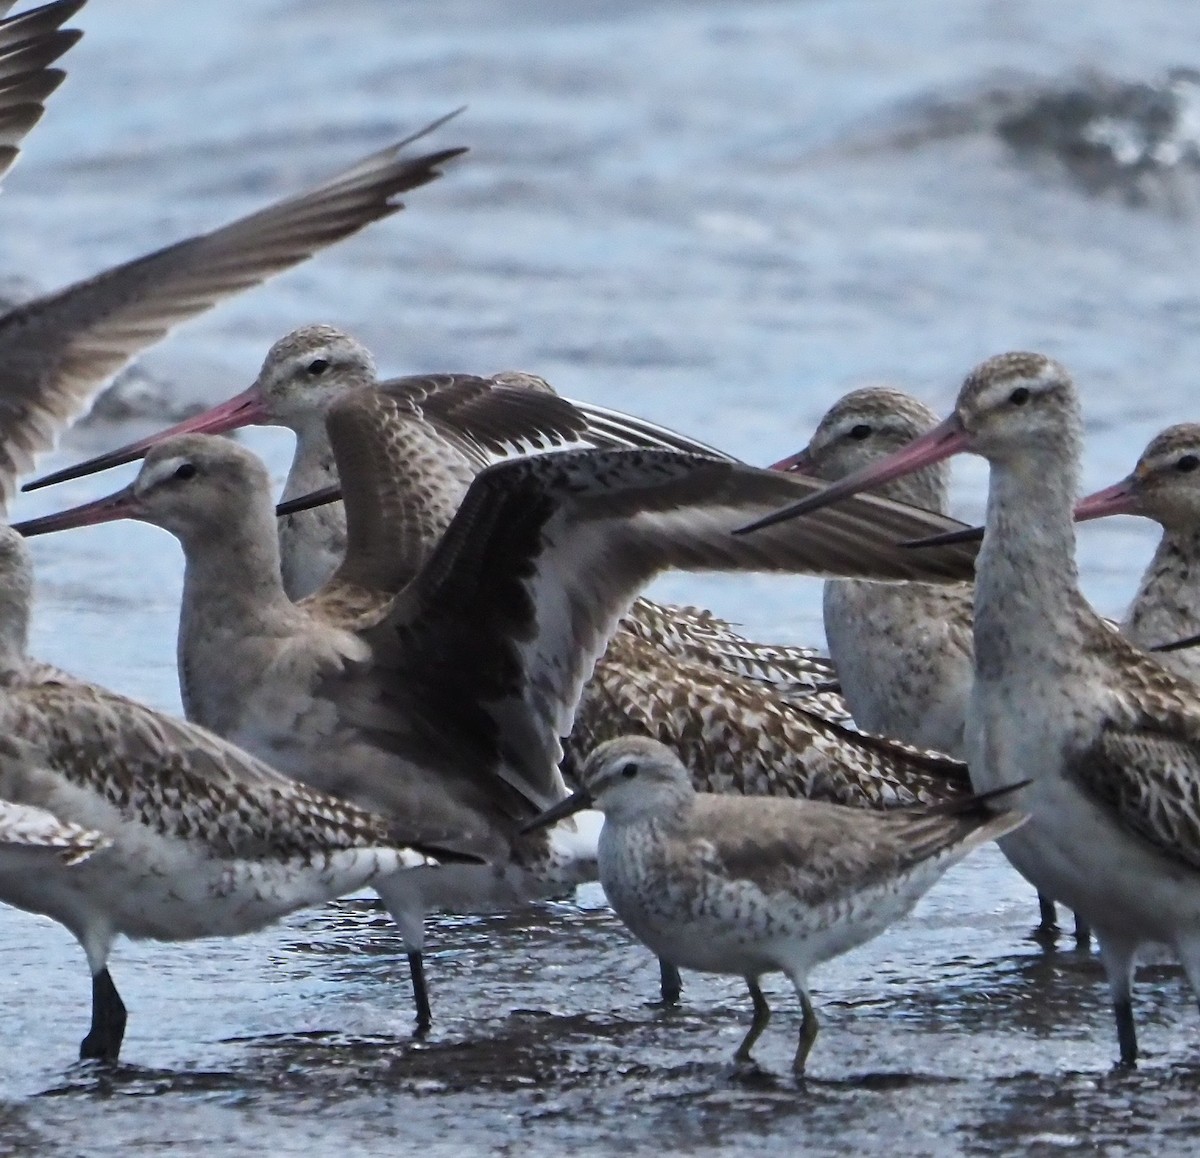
[4,1,1200,1153]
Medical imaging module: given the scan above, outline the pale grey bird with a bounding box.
[741,352,1200,1067]
[0,523,474,1063]
[525,734,1025,1075]
[777,385,1087,946]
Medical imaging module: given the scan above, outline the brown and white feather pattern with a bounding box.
[1062,616,1200,870]
[0,674,446,863]
[0,799,110,866]
[563,630,967,807]
[0,118,464,507]
[357,446,979,813]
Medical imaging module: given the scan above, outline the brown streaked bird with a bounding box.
[16,424,980,1027]
[0,115,464,507]
[741,350,1200,1068]
[523,736,1026,1075]
[29,322,840,698]
[1074,423,1200,680]
[777,385,1087,946]
[0,0,85,184]
[0,523,475,1065]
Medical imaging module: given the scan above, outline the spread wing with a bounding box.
[0,115,465,506]
[0,0,82,184]
[316,377,743,604]
[345,447,979,812]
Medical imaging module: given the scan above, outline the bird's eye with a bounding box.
[620,762,638,779]
[306,358,330,377]
[1177,454,1199,473]
[173,463,197,481]
[848,424,871,441]
[1008,387,1031,406]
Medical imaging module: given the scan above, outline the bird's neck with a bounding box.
[973,451,1087,680]
[281,417,339,500]
[178,500,295,637]
[1123,523,1200,648]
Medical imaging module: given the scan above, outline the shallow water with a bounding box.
[3,0,1200,1153]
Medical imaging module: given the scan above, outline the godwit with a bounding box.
[28,323,839,697]
[0,523,478,1063]
[524,735,1025,1074]
[0,121,463,507]
[741,351,1200,1067]
[0,0,84,183]
[17,427,980,1026]
[1074,423,1200,680]
[780,386,1085,944]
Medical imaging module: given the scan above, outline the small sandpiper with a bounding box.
[525,734,1025,1074]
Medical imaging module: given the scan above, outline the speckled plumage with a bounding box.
[536,736,1024,1072]
[788,387,974,755]
[755,351,1200,1066]
[1076,423,1200,680]
[564,630,968,808]
[0,800,110,867]
[0,524,452,1061]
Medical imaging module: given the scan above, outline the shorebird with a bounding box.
[0,118,463,508]
[17,425,981,1026]
[27,323,840,698]
[524,735,1025,1074]
[779,386,1084,943]
[0,0,84,183]
[1073,423,1200,680]
[0,522,479,1063]
[740,351,1200,1067]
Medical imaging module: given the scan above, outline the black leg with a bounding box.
[1073,913,1092,950]
[408,951,431,1035]
[79,968,126,1063]
[1034,893,1060,943]
[734,977,770,1065]
[658,958,682,1007]
[1114,996,1138,1068]
[794,988,820,1075]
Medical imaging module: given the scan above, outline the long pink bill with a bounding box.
[12,487,142,537]
[21,386,268,493]
[735,413,971,535]
[1072,477,1139,522]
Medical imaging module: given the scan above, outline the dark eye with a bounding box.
[1177,454,1199,473]
[1009,387,1030,406]
[173,463,197,481]
[620,762,638,779]
[848,424,871,441]
[306,358,330,377]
